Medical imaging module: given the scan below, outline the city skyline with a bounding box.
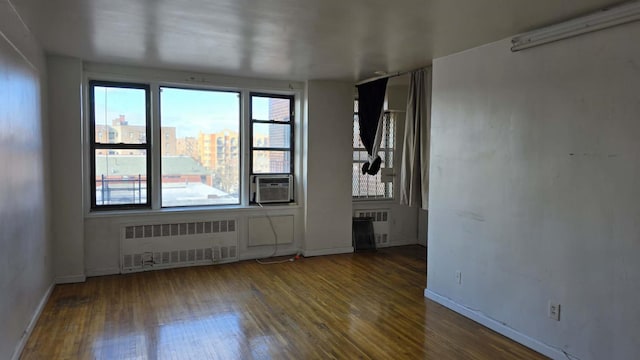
[93,86,274,138]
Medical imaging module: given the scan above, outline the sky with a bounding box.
[93,86,271,138]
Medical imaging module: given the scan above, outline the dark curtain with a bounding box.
[357,77,388,175]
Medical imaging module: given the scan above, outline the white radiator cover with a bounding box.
[120,219,238,273]
[248,215,294,246]
[353,209,391,247]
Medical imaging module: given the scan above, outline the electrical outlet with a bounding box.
[455,271,462,285]
[548,302,561,321]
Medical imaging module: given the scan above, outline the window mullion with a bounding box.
[251,119,291,125]
[252,147,291,152]
[241,89,251,206]
[94,143,148,149]
[150,81,161,210]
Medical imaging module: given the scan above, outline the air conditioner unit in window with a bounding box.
[254,175,293,204]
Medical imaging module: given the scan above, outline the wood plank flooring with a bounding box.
[22,246,547,359]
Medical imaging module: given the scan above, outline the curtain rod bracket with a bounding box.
[355,66,429,86]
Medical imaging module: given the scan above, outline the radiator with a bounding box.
[353,209,391,247]
[120,219,238,273]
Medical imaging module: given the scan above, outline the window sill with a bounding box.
[85,202,301,219]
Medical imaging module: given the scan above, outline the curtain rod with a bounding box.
[355,67,426,86]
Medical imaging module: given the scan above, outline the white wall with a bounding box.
[50,63,419,276]
[43,61,336,276]
[70,63,307,276]
[48,55,85,283]
[304,81,354,256]
[418,209,427,247]
[0,1,53,359]
[427,22,640,360]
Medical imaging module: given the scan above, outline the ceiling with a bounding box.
[14,0,623,82]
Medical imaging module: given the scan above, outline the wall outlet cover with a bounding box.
[548,302,561,321]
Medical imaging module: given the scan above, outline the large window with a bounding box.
[90,81,151,209]
[89,80,295,210]
[352,102,394,199]
[249,93,294,175]
[160,87,240,207]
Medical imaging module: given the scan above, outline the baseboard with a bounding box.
[239,250,297,261]
[55,274,86,284]
[424,289,568,360]
[388,237,419,247]
[86,267,120,277]
[11,282,55,360]
[303,246,354,257]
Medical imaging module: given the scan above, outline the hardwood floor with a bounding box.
[22,246,546,359]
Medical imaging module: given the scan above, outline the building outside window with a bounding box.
[160,87,241,207]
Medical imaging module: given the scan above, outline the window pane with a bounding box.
[386,116,394,148]
[160,87,240,206]
[352,163,387,197]
[252,123,291,148]
[353,150,369,162]
[353,117,364,148]
[352,112,394,199]
[253,150,291,173]
[252,96,291,122]
[94,150,147,205]
[353,151,389,163]
[93,86,147,144]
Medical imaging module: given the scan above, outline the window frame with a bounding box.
[86,75,300,213]
[352,110,394,200]
[249,92,295,176]
[89,80,152,211]
[158,85,242,208]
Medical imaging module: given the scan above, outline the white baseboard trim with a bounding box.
[424,289,568,360]
[11,282,55,360]
[303,246,354,257]
[55,274,86,284]
[86,267,120,277]
[388,237,419,247]
[239,250,297,262]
